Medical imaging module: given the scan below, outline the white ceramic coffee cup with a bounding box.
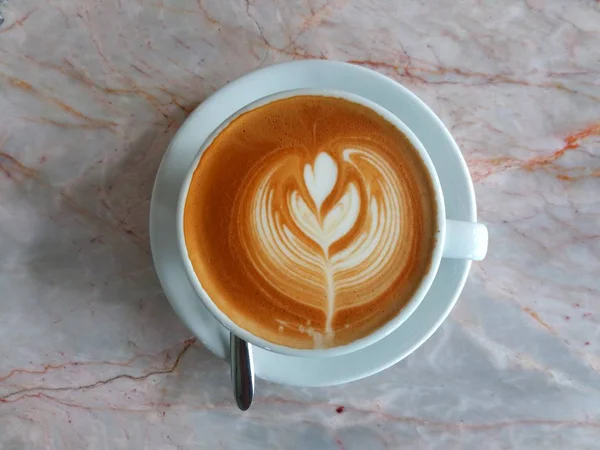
[177,89,488,358]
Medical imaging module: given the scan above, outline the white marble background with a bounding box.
[1,0,599,448]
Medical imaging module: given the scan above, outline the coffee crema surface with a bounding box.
[184,96,437,349]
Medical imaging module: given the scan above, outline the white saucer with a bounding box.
[149,60,476,387]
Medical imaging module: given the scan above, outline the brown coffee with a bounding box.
[184,95,437,349]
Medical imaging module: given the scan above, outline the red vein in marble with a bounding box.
[2,74,117,130]
[522,307,556,334]
[258,398,600,431]
[8,54,192,119]
[0,8,39,34]
[0,339,195,401]
[0,338,195,383]
[6,393,600,432]
[269,48,600,101]
[0,152,149,251]
[469,122,600,182]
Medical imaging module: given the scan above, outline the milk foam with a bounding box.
[246,149,402,345]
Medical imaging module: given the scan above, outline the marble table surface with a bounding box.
[1,0,599,448]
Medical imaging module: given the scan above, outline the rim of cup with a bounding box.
[177,88,447,358]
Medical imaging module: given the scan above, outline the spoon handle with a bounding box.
[230,333,255,411]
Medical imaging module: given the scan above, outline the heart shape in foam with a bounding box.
[303,152,338,212]
[291,154,360,251]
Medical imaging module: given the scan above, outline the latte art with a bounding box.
[184,95,437,348]
[239,149,404,344]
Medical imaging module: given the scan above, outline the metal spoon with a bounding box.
[230,333,254,411]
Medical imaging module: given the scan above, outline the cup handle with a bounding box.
[442,219,488,261]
